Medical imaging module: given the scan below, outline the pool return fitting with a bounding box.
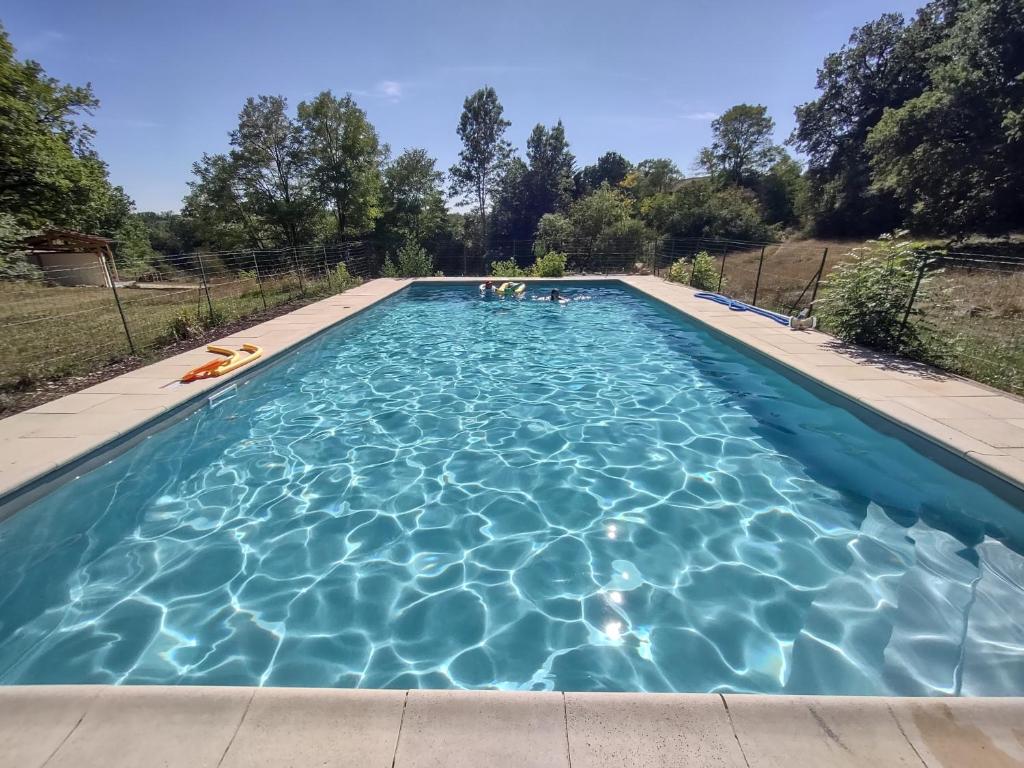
[181,344,263,383]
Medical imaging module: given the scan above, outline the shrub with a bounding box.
[490,258,529,277]
[816,232,933,352]
[531,251,567,277]
[689,251,721,290]
[668,250,722,291]
[333,261,361,290]
[383,241,435,278]
[165,309,202,341]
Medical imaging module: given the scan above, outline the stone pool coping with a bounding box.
[2,274,1022,506]
[1,685,1022,768]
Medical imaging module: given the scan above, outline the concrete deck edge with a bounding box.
[1,686,1021,768]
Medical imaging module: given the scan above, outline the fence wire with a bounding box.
[2,236,1021,397]
[0,242,375,388]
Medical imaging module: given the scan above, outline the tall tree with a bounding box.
[575,152,632,196]
[377,148,448,250]
[298,91,386,238]
[449,86,513,251]
[790,12,935,235]
[697,104,782,186]
[230,95,313,246]
[492,121,576,242]
[524,120,575,219]
[866,0,1024,234]
[0,23,144,251]
[622,158,682,200]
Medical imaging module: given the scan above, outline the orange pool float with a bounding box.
[181,344,262,383]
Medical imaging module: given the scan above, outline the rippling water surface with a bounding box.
[2,283,1023,693]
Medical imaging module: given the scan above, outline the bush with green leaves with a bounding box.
[531,251,567,277]
[490,258,529,277]
[333,261,361,290]
[689,251,720,290]
[668,250,721,290]
[816,232,932,352]
[383,241,435,278]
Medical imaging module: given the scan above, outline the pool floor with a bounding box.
[0,282,1022,694]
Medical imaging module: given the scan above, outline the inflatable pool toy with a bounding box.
[496,282,526,298]
[181,343,263,382]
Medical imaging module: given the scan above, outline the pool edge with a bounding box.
[0,685,1020,767]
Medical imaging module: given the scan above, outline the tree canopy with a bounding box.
[5,0,1023,277]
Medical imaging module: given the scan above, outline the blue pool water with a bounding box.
[1,282,1023,694]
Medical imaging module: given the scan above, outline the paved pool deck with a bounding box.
[2,686,1023,768]
[2,276,1024,764]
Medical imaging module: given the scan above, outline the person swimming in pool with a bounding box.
[480,280,495,294]
[534,288,568,304]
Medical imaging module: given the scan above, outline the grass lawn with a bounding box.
[0,270,343,389]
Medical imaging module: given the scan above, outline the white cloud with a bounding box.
[375,80,403,102]
[681,111,719,121]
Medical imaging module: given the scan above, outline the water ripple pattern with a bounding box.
[1,283,1023,694]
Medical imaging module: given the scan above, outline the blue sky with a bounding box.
[5,0,924,212]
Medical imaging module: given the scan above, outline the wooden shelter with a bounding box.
[21,230,119,287]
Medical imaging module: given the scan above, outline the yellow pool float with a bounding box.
[181,343,263,382]
[496,282,526,298]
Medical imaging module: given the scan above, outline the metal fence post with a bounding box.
[717,249,728,293]
[898,253,930,345]
[752,246,766,306]
[251,252,268,310]
[197,253,215,319]
[292,248,305,294]
[807,248,829,316]
[109,281,137,356]
[322,246,333,291]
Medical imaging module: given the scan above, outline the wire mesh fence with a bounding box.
[0,242,376,389]
[3,234,1022,397]
[916,251,1024,395]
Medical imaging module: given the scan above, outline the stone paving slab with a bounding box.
[1,687,1022,768]
[566,692,747,767]
[219,688,406,768]
[393,690,570,768]
[42,685,253,768]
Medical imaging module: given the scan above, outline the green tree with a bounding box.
[0,24,147,248]
[448,87,513,252]
[790,12,936,235]
[492,121,575,243]
[641,179,771,241]
[298,91,386,238]
[575,152,632,196]
[184,152,268,250]
[697,104,782,186]
[866,0,1024,235]
[758,154,807,228]
[623,158,682,200]
[376,148,448,251]
[524,121,575,219]
[230,95,315,247]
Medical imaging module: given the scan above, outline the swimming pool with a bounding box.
[1,282,1022,694]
